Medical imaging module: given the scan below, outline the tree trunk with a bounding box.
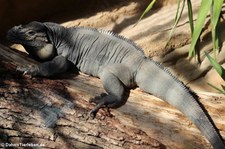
[0,44,224,149]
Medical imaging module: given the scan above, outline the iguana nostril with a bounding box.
[16,25,22,29]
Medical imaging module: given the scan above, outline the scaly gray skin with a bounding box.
[7,21,225,148]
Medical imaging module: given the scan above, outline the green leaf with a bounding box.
[221,85,225,91]
[210,21,219,58]
[205,52,225,81]
[212,0,223,30]
[165,0,185,47]
[189,0,212,57]
[174,0,182,22]
[187,0,194,35]
[208,83,225,95]
[134,0,157,27]
[210,0,223,57]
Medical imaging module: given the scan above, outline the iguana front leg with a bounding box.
[17,55,71,77]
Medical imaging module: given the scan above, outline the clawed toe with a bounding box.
[87,110,97,119]
[16,65,39,76]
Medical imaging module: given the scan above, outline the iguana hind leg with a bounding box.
[89,64,132,118]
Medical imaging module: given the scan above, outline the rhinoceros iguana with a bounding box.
[7,21,225,148]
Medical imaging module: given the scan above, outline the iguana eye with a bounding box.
[27,30,35,35]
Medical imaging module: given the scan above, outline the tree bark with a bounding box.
[0,44,224,149]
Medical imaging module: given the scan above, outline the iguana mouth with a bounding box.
[6,28,19,42]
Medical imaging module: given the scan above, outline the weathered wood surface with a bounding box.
[0,44,224,149]
[0,44,162,149]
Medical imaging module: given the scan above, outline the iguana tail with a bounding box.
[135,58,225,149]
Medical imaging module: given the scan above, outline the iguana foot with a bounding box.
[17,65,39,76]
[88,97,107,119]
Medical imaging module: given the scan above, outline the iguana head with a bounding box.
[7,21,56,61]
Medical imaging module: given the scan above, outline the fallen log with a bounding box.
[0,44,224,149]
